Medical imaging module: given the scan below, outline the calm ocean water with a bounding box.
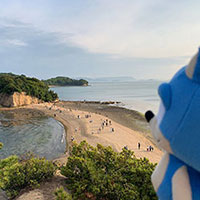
[0,116,66,160]
[51,80,162,114]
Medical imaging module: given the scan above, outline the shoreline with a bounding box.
[0,101,163,164]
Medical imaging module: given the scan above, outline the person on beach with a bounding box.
[147,146,149,151]
[138,142,140,150]
[124,145,128,150]
[149,145,154,151]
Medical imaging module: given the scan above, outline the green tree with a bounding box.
[0,154,56,198]
[61,141,157,200]
[43,76,88,86]
[0,73,58,102]
[55,187,72,200]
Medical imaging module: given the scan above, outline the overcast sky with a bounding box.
[0,0,200,80]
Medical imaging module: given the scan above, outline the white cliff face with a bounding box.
[0,92,42,107]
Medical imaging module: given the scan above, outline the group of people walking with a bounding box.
[137,142,154,152]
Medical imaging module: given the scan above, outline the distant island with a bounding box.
[79,76,136,82]
[43,76,88,86]
[0,73,58,105]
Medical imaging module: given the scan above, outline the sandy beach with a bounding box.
[25,101,163,164]
[0,101,163,200]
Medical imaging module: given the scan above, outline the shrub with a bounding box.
[55,186,72,200]
[61,141,157,200]
[0,142,3,149]
[0,154,56,198]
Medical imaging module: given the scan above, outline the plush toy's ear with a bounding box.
[158,83,172,110]
[186,48,200,82]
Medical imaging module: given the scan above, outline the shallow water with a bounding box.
[51,80,162,113]
[0,116,66,160]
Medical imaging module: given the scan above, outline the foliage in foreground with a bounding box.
[61,141,157,200]
[55,186,72,200]
[0,73,58,102]
[0,154,56,198]
[43,76,88,86]
[0,142,3,149]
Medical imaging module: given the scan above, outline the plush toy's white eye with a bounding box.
[158,83,172,110]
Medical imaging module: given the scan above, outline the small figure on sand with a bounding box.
[111,128,115,132]
[149,145,154,151]
[109,120,112,125]
[54,114,56,117]
[124,145,128,150]
[147,145,154,152]
[138,142,140,150]
[71,136,74,142]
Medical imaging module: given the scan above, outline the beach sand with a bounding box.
[1,101,163,200]
[25,101,163,164]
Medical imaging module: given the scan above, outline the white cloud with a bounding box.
[6,39,27,46]
[0,0,200,59]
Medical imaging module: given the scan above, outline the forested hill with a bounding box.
[0,73,58,102]
[43,76,88,86]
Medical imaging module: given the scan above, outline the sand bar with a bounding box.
[25,102,163,164]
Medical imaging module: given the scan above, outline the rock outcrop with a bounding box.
[0,92,42,107]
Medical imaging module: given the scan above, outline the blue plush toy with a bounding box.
[145,49,200,200]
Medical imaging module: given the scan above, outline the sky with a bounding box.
[0,0,200,80]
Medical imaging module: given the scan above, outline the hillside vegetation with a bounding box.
[61,141,157,200]
[0,73,58,102]
[0,154,56,198]
[0,141,157,199]
[44,76,88,86]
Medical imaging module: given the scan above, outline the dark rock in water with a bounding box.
[0,189,8,200]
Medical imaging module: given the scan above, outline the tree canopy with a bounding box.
[0,73,58,102]
[61,141,157,200]
[43,76,88,86]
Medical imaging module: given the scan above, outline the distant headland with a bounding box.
[43,76,88,87]
[0,73,89,107]
[0,73,58,107]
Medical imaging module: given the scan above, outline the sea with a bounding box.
[0,80,162,159]
[0,116,66,160]
[51,80,162,114]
